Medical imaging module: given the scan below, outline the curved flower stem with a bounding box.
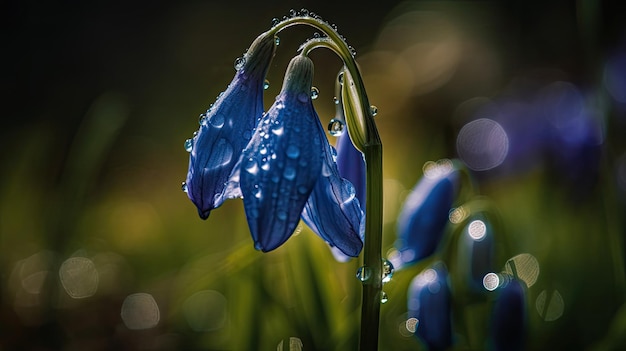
[270,18,383,351]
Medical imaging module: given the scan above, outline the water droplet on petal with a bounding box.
[283,167,296,180]
[254,240,262,250]
[181,182,188,193]
[234,56,245,71]
[328,118,345,136]
[272,125,284,136]
[311,86,319,100]
[277,210,288,220]
[286,145,300,159]
[264,79,270,90]
[370,105,378,117]
[356,266,371,282]
[298,92,309,103]
[245,158,259,175]
[382,259,395,283]
[198,113,207,125]
[184,138,193,152]
[209,114,225,128]
[380,291,389,304]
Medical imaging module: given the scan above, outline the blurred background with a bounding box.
[2,0,626,350]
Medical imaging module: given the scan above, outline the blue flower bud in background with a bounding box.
[394,160,460,267]
[490,277,527,351]
[185,33,276,219]
[407,262,453,351]
[456,212,495,294]
[236,55,324,253]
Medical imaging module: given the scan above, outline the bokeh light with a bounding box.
[503,253,540,288]
[120,293,160,330]
[456,118,509,171]
[59,256,99,299]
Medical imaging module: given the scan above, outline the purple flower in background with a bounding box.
[394,160,460,267]
[490,277,527,351]
[184,33,276,219]
[407,262,453,351]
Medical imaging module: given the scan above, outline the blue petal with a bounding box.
[239,55,323,252]
[395,162,460,267]
[301,123,364,258]
[335,128,366,207]
[407,262,453,351]
[185,33,275,219]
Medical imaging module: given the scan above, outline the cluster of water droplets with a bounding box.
[356,259,395,304]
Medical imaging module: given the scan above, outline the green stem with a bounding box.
[360,142,383,351]
[269,16,384,350]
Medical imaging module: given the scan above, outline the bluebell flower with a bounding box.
[394,160,460,267]
[336,128,366,207]
[185,33,276,219]
[456,213,495,294]
[232,55,364,256]
[407,262,453,351]
[490,277,526,351]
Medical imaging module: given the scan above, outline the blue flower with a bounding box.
[407,262,453,351]
[336,128,366,207]
[234,55,364,256]
[301,124,364,258]
[456,213,495,294]
[185,33,276,219]
[490,277,526,351]
[394,160,460,267]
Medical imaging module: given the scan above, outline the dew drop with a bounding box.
[311,86,319,100]
[298,92,309,103]
[356,266,371,282]
[264,79,270,90]
[277,210,288,220]
[184,138,193,152]
[331,23,338,31]
[370,105,378,117]
[245,159,259,175]
[333,96,339,105]
[254,240,262,250]
[313,32,321,38]
[286,145,300,159]
[209,114,225,128]
[283,167,296,180]
[338,72,344,85]
[328,118,345,136]
[271,18,280,27]
[300,8,309,16]
[272,125,284,136]
[289,9,297,17]
[181,182,188,192]
[198,113,207,125]
[380,291,389,304]
[274,36,280,46]
[234,56,245,71]
[382,259,395,283]
[254,188,262,199]
[297,185,308,194]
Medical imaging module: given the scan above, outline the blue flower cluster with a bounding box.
[393,159,526,350]
[183,32,364,257]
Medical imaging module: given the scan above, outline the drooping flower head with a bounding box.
[394,160,460,268]
[232,54,364,256]
[185,33,276,219]
[235,55,324,252]
[407,262,453,351]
